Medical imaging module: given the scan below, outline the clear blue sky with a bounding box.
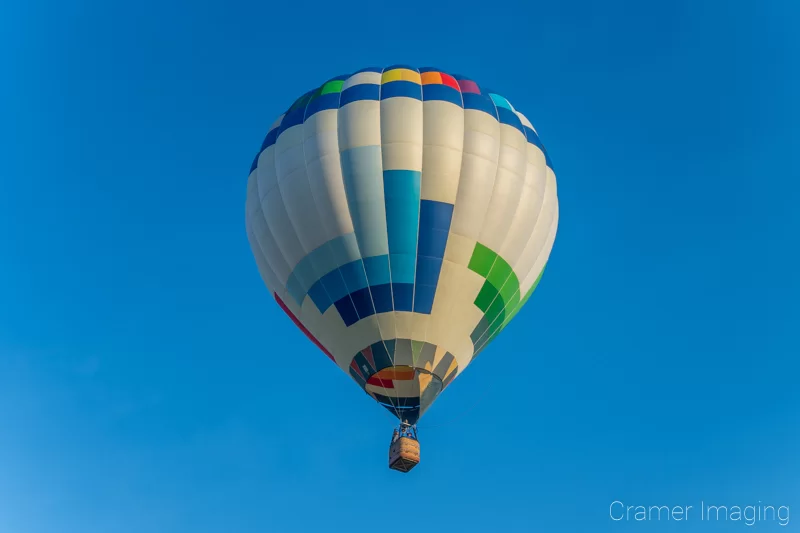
[2,0,798,532]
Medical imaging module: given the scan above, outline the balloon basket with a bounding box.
[388,424,420,473]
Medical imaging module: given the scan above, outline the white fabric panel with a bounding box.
[449,110,500,240]
[420,101,464,203]
[478,124,528,252]
[500,140,548,268]
[342,72,381,90]
[303,111,355,240]
[338,100,380,151]
[380,97,423,172]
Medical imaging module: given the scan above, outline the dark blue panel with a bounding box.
[370,341,394,371]
[305,93,339,119]
[261,128,278,150]
[355,66,383,74]
[327,74,351,82]
[350,287,376,320]
[277,108,305,137]
[371,283,394,313]
[308,280,332,313]
[249,153,260,173]
[392,283,414,311]
[320,269,348,303]
[380,81,422,100]
[415,256,443,286]
[340,84,380,106]
[452,74,469,80]
[383,339,396,357]
[413,284,437,314]
[418,66,441,73]
[417,228,449,258]
[351,352,376,379]
[523,126,554,171]
[497,107,525,135]
[339,260,369,291]
[419,200,454,231]
[384,64,418,72]
[349,366,367,389]
[422,84,463,107]
[334,296,359,327]
[462,93,498,119]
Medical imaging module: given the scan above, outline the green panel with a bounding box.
[498,274,519,304]
[411,340,424,364]
[321,80,344,94]
[486,256,513,290]
[468,242,496,277]
[474,281,498,313]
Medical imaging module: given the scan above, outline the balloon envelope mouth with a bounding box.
[363,366,444,425]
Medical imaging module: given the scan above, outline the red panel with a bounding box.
[350,359,366,380]
[274,293,335,362]
[362,345,376,370]
[440,73,460,91]
[367,376,395,388]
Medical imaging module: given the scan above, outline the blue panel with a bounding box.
[334,296,359,327]
[380,81,422,100]
[350,287,376,320]
[371,283,394,313]
[523,125,554,171]
[339,259,369,292]
[305,93,339,119]
[250,153,259,173]
[308,280,332,312]
[370,341,394,370]
[340,84,380,106]
[422,84,463,107]
[277,108,305,137]
[415,256,443,286]
[351,352,376,378]
[261,128,278,150]
[462,93,498,119]
[389,253,416,284]
[363,255,391,286]
[327,74,351,82]
[355,66,383,74]
[418,67,441,73]
[419,200,454,232]
[497,107,525,135]
[384,170,420,258]
[413,284,436,314]
[392,283,414,311]
[320,269,349,303]
[418,228,449,258]
[349,366,367,389]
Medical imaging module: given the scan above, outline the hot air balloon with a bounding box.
[245,65,558,472]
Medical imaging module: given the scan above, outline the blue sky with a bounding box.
[2,0,798,532]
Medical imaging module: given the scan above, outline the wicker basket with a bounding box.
[389,437,420,472]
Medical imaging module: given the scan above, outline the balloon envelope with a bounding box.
[246,66,558,424]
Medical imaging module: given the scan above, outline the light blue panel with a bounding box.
[384,170,421,256]
[340,146,389,258]
[285,232,358,306]
[489,93,513,111]
[390,253,416,284]
[330,232,360,265]
[363,255,391,286]
[339,259,369,292]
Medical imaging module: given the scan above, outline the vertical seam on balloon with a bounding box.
[338,67,402,422]
[293,78,345,366]
[419,68,465,367]
[257,141,296,305]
